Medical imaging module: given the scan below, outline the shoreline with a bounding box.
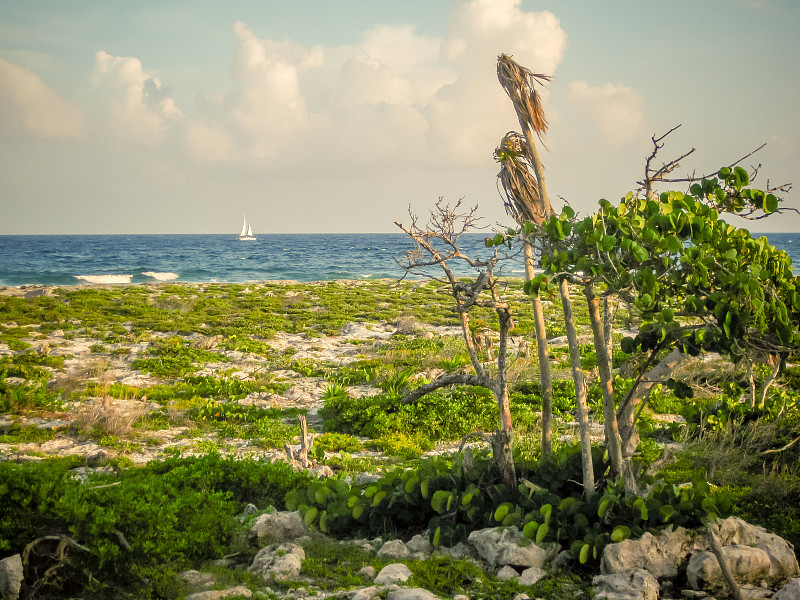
[0,278,413,297]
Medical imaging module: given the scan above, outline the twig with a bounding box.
[763,434,800,455]
[87,481,121,491]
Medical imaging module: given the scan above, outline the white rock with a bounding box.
[386,588,441,600]
[407,534,433,556]
[687,545,771,590]
[374,563,412,585]
[352,586,381,600]
[519,566,547,586]
[358,565,376,580]
[774,578,800,600]
[0,554,24,600]
[716,517,800,580]
[497,565,520,580]
[593,568,659,600]
[186,587,253,600]
[378,540,410,559]
[180,569,215,588]
[601,527,690,579]
[468,527,549,568]
[248,511,307,542]
[249,543,305,582]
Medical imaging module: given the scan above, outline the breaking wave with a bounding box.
[142,271,179,281]
[74,274,133,284]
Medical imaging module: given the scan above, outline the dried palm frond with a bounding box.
[497,53,552,138]
[495,131,544,225]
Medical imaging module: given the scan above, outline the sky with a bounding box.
[1,0,798,235]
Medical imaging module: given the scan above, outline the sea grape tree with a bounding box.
[520,171,800,493]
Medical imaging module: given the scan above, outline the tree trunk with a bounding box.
[757,355,780,408]
[524,241,554,458]
[617,348,686,457]
[603,296,615,374]
[491,428,516,490]
[560,278,595,499]
[585,284,638,494]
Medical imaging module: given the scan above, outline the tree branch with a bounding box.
[399,373,495,405]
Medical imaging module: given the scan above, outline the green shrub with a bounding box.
[314,432,363,453]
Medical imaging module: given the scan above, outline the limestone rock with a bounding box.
[467,527,549,568]
[715,517,800,580]
[248,511,307,542]
[519,566,547,586]
[352,586,381,600]
[774,578,800,600]
[593,568,660,600]
[687,545,772,591]
[407,534,433,558]
[374,563,412,585]
[186,587,252,600]
[358,565,376,580]
[181,569,215,589]
[739,583,776,600]
[386,588,441,600]
[378,540,410,559]
[435,542,473,560]
[249,543,305,582]
[0,554,24,600]
[601,527,691,579]
[497,565,520,580]
[310,465,334,479]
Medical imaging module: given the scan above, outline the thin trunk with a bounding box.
[603,296,615,374]
[524,241,553,458]
[617,348,686,457]
[458,307,487,379]
[560,278,595,500]
[585,284,638,494]
[492,297,517,489]
[757,355,781,408]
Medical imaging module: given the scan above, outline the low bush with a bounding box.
[0,454,311,598]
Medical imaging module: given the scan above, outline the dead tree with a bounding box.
[395,198,517,489]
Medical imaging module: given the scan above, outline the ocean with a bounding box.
[0,232,797,287]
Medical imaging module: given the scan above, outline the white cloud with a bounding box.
[163,0,567,167]
[568,81,645,148]
[82,0,568,167]
[91,50,183,145]
[0,57,82,139]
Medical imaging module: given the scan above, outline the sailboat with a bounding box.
[238,215,257,241]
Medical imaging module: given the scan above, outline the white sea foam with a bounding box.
[142,271,179,281]
[74,274,133,284]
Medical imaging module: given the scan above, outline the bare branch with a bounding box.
[399,373,496,405]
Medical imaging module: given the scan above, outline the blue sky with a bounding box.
[1,0,798,234]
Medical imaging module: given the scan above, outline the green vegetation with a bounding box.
[1,270,798,598]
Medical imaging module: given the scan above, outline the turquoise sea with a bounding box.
[0,232,797,287]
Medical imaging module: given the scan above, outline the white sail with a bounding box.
[238,215,256,240]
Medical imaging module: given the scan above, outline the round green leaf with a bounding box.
[523,520,540,539]
[303,506,319,527]
[765,194,778,213]
[611,525,631,542]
